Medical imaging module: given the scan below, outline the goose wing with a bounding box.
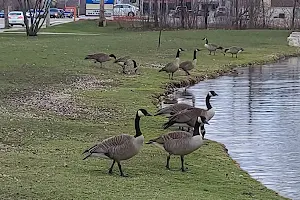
[83,134,133,159]
[169,107,206,123]
[155,103,192,116]
[148,131,192,144]
[179,61,192,69]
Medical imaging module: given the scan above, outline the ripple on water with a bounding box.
[174,57,300,200]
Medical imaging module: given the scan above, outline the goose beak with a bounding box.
[146,113,152,116]
[204,121,210,125]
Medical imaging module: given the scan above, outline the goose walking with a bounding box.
[224,46,244,58]
[162,91,218,137]
[179,48,201,76]
[202,38,224,55]
[85,53,117,67]
[159,48,184,79]
[147,116,209,172]
[82,109,152,177]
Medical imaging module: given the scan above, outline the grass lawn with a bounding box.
[0,20,297,200]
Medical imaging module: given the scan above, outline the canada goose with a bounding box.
[162,91,218,137]
[179,48,201,75]
[202,38,224,55]
[113,56,138,74]
[146,116,209,172]
[159,48,184,79]
[82,108,152,177]
[154,103,193,117]
[85,53,117,67]
[224,46,244,58]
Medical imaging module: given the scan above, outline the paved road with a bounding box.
[0,18,75,30]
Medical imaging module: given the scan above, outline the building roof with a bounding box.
[271,0,295,7]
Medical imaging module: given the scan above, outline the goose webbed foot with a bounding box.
[166,155,171,170]
[108,160,115,174]
[117,161,128,177]
[180,155,187,172]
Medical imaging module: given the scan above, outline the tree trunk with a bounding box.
[4,0,9,28]
[291,0,298,30]
[235,0,239,29]
[98,0,106,27]
[204,5,208,29]
[249,1,254,28]
[261,0,265,28]
[154,0,159,27]
[180,0,184,28]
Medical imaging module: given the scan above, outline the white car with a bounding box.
[113,4,139,17]
[8,11,25,27]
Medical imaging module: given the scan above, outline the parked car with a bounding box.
[8,11,25,27]
[113,4,139,17]
[50,8,63,18]
[63,11,74,18]
[26,9,45,18]
[0,10,4,18]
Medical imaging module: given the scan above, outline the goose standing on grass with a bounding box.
[202,38,224,55]
[85,53,117,67]
[159,48,184,80]
[162,91,218,137]
[146,116,209,172]
[224,46,244,58]
[82,109,152,177]
[179,48,201,76]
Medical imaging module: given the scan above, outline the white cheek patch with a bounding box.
[208,91,212,97]
[138,110,144,117]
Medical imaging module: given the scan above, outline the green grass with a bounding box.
[0,21,296,200]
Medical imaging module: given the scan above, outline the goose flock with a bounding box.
[83,90,218,177]
[84,38,244,78]
[82,38,234,177]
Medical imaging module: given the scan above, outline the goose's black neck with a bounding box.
[193,121,201,136]
[205,39,208,44]
[134,114,142,137]
[206,94,212,110]
[176,50,180,58]
[193,50,197,60]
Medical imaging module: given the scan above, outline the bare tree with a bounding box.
[154,0,159,27]
[98,0,106,27]
[291,0,299,29]
[261,0,265,28]
[17,0,52,36]
[3,0,9,28]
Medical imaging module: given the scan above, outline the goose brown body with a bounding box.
[83,109,151,177]
[159,48,184,79]
[85,53,116,67]
[179,48,200,75]
[162,91,218,137]
[147,116,208,171]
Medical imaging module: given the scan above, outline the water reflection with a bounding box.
[174,57,300,200]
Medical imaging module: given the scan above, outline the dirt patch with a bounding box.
[70,75,117,90]
[2,75,119,121]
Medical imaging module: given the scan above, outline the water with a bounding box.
[170,57,300,200]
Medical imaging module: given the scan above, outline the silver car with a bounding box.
[113,4,139,17]
[8,11,25,27]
